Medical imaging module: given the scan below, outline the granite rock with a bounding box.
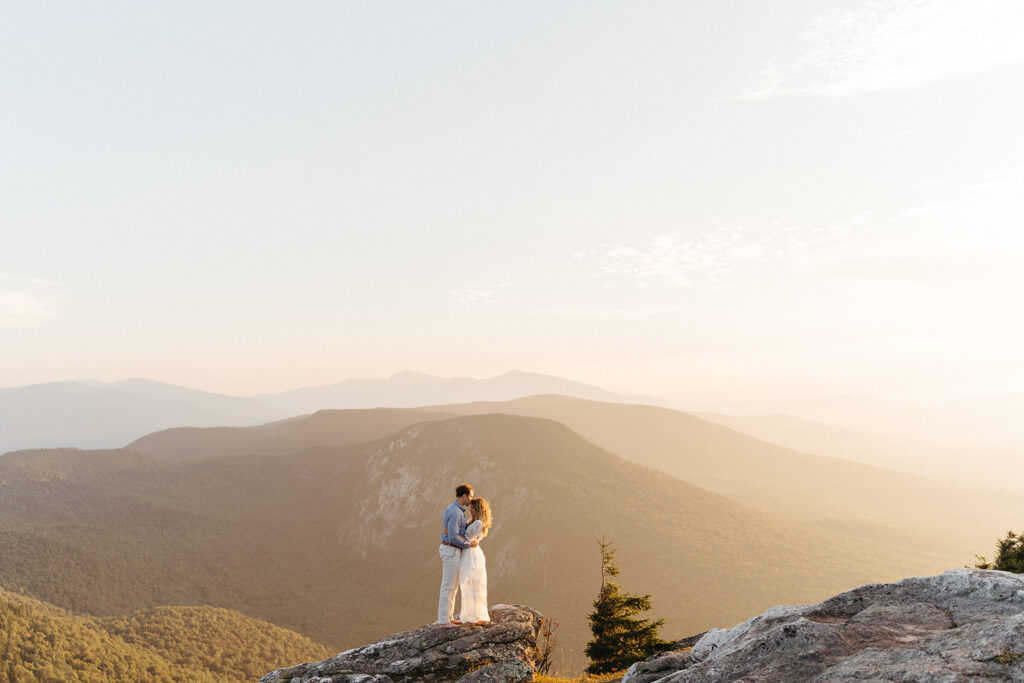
[623,569,1024,682]
[260,604,542,683]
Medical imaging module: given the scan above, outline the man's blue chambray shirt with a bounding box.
[441,500,470,549]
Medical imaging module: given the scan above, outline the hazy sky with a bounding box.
[3,1,1023,403]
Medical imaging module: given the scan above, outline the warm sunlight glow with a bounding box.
[3,0,1022,405]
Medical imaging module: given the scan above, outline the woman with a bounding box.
[457,497,492,625]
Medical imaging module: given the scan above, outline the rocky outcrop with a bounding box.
[259,604,542,683]
[624,569,1024,682]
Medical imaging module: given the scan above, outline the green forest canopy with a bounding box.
[0,586,330,683]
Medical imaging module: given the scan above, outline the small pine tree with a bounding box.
[584,538,671,675]
[974,530,1024,573]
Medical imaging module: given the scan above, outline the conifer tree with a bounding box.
[584,538,671,674]
[974,530,1024,573]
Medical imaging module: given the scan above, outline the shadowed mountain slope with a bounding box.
[0,413,949,674]
[435,395,1024,554]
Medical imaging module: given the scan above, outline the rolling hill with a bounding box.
[0,412,952,674]
[435,395,1024,554]
[0,585,330,682]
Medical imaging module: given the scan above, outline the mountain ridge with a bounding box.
[433,394,1023,553]
[6,372,1022,455]
[697,410,1024,492]
[0,371,658,455]
[705,392,1024,443]
[0,380,285,455]
[252,369,665,415]
[0,411,949,674]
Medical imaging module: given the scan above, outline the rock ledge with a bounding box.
[259,604,542,683]
[623,568,1024,682]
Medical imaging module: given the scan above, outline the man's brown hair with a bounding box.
[455,483,473,498]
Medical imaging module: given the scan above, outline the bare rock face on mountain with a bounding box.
[259,604,542,683]
[623,569,1024,682]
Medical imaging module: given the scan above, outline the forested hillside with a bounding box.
[0,413,955,672]
[0,586,330,682]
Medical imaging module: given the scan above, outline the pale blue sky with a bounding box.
[3,1,1023,403]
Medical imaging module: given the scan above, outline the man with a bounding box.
[438,482,478,628]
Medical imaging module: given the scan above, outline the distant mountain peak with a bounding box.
[388,370,438,381]
[254,369,668,416]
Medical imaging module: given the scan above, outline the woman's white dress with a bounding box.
[458,520,489,623]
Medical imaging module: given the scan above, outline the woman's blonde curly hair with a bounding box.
[469,498,492,538]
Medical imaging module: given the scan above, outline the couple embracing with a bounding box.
[437,483,492,628]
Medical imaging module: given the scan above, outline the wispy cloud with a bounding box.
[544,306,681,319]
[847,210,877,226]
[896,203,939,219]
[964,165,1024,192]
[573,235,700,287]
[573,224,851,289]
[888,164,1024,225]
[0,291,61,327]
[0,273,60,287]
[739,0,1024,99]
[450,282,512,305]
